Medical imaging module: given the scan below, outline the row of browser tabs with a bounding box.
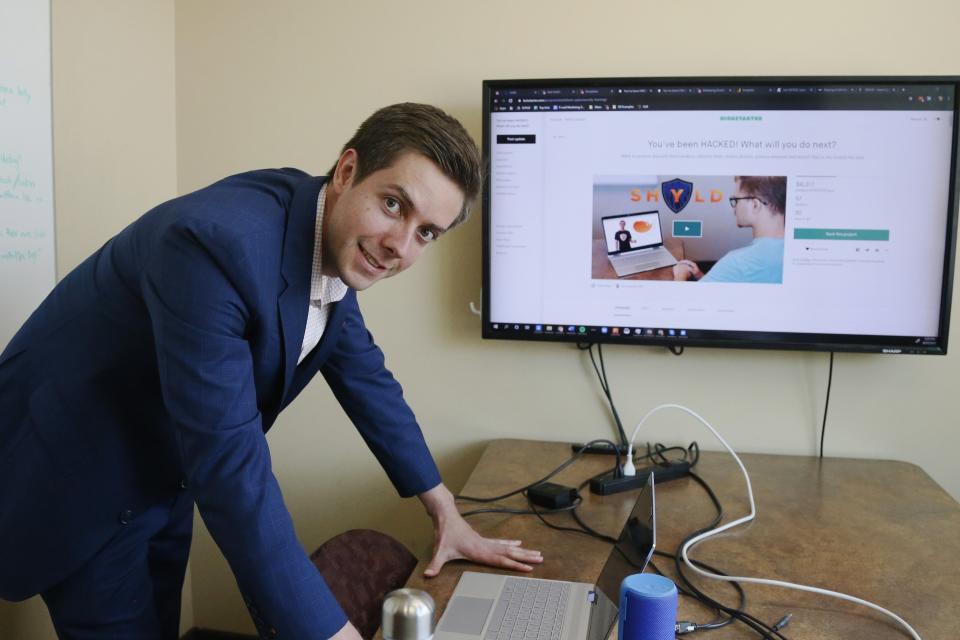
[493,85,951,97]
[489,85,952,112]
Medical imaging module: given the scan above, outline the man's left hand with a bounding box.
[419,484,543,578]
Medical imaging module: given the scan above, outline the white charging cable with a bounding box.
[625,403,923,640]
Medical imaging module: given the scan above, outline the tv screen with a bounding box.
[481,77,960,354]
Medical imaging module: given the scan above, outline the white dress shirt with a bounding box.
[299,183,348,364]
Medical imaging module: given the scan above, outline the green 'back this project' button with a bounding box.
[794,228,890,241]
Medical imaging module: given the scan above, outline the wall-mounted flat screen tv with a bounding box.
[482,77,960,354]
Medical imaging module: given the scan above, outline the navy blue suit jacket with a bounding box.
[0,169,441,638]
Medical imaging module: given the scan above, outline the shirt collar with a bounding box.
[311,183,348,306]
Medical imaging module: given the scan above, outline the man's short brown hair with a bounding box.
[329,103,482,228]
[735,176,787,215]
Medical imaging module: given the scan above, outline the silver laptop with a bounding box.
[436,474,656,640]
[602,211,677,277]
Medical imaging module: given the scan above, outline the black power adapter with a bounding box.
[589,460,692,495]
[527,482,579,509]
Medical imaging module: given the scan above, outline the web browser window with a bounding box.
[484,79,958,353]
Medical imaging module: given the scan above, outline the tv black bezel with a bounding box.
[481,76,960,355]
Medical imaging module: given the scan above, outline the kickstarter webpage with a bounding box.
[486,83,956,347]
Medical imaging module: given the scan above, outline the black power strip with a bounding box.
[570,442,631,456]
[589,461,692,495]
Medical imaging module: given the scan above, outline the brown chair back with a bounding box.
[310,529,418,639]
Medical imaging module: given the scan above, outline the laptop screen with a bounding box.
[583,474,656,640]
[601,211,664,254]
[594,474,656,606]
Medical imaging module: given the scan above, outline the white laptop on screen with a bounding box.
[602,211,677,277]
[435,474,656,640]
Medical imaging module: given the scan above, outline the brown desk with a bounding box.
[402,440,960,640]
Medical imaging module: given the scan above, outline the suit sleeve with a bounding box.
[321,294,441,498]
[142,221,348,639]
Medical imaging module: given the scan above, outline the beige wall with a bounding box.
[175,0,960,633]
[3,0,959,637]
[0,1,184,638]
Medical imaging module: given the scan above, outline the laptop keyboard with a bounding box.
[611,249,676,274]
[484,578,571,640]
[628,259,670,271]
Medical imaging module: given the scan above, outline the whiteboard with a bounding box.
[0,0,55,351]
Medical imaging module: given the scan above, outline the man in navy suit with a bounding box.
[0,103,542,639]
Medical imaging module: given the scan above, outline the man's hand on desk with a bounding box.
[418,484,543,578]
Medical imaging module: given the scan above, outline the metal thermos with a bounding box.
[382,589,435,640]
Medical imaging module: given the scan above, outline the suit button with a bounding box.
[179,479,188,490]
[119,510,133,525]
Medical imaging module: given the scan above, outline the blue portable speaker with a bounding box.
[618,573,677,640]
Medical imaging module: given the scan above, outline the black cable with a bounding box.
[649,553,741,630]
[577,343,629,447]
[819,351,834,459]
[646,464,739,633]
[576,343,783,635]
[456,438,622,503]
[567,342,788,636]
[522,463,787,638]
[575,464,738,632]
[569,508,617,543]
[539,458,747,634]
[460,497,583,518]
[581,469,787,638]
[525,493,606,539]
[672,472,791,639]
[566,475,738,632]
[654,440,698,466]
[595,344,628,447]
[645,441,695,464]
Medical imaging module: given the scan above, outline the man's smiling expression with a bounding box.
[322,149,465,290]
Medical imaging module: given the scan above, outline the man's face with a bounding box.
[619,221,626,230]
[323,150,465,290]
[732,184,757,228]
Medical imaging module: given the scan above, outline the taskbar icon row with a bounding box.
[490,323,689,338]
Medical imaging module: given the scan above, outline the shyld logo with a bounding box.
[629,181,724,210]
[661,178,694,213]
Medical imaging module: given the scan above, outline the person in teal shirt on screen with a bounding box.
[673,176,786,284]
[696,236,784,283]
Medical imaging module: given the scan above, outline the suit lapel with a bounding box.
[277,175,326,403]
[280,290,352,408]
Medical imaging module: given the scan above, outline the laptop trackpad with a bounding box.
[438,596,494,634]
